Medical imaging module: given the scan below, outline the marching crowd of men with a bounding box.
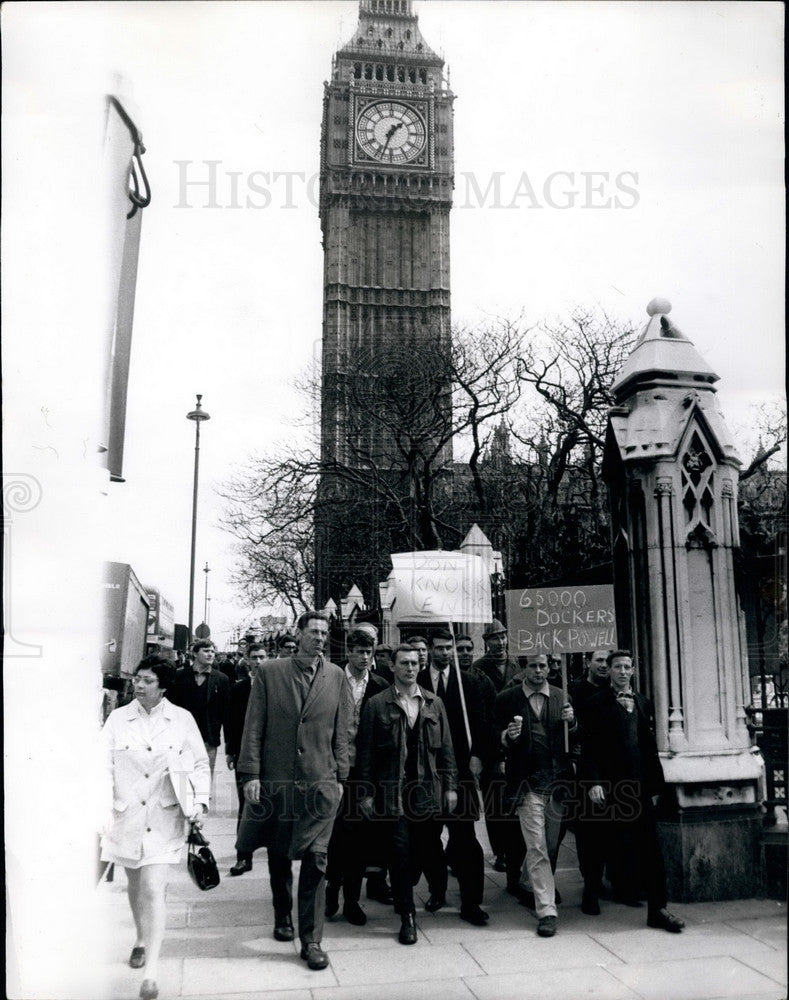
[171,613,684,973]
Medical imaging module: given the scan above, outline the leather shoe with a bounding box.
[229,858,252,876]
[399,913,418,944]
[300,942,330,970]
[424,894,446,912]
[139,980,158,1000]
[537,915,557,937]
[647,908,685,933]
[343,901,367,925]
[273,914,295,941]
[366,879,393,905]
[460,904,489,926]
[128,946,145,969]
[325,882,340,918]
[492,855,507,873]
[581,890,600,916]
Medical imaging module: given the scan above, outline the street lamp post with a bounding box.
[186,394,210,643]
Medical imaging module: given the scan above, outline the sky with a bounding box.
[5,0,785,651]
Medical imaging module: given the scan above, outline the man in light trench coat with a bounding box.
[236,611,351,971]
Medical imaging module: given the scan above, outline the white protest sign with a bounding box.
[389,550,492,623]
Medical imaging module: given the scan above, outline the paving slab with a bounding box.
[321,916,418,951]
[462,932,622,975]
[462,965,641,1000]
[327,942,484,987]
[735,948,789,989]
[310,979,477,1000]
[724,915,788,949]
[605,955,785,1000]
[182,955,337,995]
[589,923,780,965]
[161,925,295,960]
[179,994,311,1000]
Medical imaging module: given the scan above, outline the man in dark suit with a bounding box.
[224,642,267,876]
[325,629,389,924]
[569,648,612,898]
[570,649,611,721]
[357,644,458,945]
[237,611,351,971]
[417,629,494,926]
[494,653,576,937]
[473,619,522,873]
[579,650,684,933]
[168,639,230,776]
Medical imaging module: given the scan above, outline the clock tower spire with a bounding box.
[317,0,454,605]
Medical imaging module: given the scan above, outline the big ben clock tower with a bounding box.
[317,0,455,606]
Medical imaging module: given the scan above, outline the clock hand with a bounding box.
[382,121,403,153]
[382,126,398,152]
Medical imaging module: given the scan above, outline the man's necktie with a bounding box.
[437,669,447,700]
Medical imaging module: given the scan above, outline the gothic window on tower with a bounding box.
[681,430,717,545]
[365,64,373,79]
[409,68,416,83]
[354,63,362,79]
[376,64,384,80]
[397,65,405,80]
[387,65,395,81]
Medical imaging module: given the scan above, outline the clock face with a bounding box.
[355,101,427,164]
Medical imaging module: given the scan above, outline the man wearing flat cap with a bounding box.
[473,620,523,875]
[473,620,521,692]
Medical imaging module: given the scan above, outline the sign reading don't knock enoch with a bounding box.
[505,584,617,654]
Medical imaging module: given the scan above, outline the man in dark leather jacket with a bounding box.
[357,644,457,945]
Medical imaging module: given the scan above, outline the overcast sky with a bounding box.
[6,0,785,650]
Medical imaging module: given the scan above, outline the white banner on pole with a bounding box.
[389,550,492,623]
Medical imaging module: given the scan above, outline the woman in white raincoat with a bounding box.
[101,656,209,1000]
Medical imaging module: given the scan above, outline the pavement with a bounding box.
[96,760,787,1000]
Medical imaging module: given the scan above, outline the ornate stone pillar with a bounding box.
[603,299,763,900]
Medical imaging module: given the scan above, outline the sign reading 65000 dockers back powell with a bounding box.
[505,585,617,654]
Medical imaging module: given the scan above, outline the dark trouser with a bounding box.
[581,798,668,913]
[384,816,447,916]
[480,768,509,859]
[445,817,485,906]
[234,777,252,864]
[326,791,368,904]
[267,848,327,945]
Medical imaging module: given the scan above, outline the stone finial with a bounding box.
[647,297,672,316]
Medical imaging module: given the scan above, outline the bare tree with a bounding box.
[495,309,638,585]
[218,453,318,619]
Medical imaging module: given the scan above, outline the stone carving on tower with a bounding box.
[316,0,455,605]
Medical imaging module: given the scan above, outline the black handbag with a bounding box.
[187,822,220,891]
